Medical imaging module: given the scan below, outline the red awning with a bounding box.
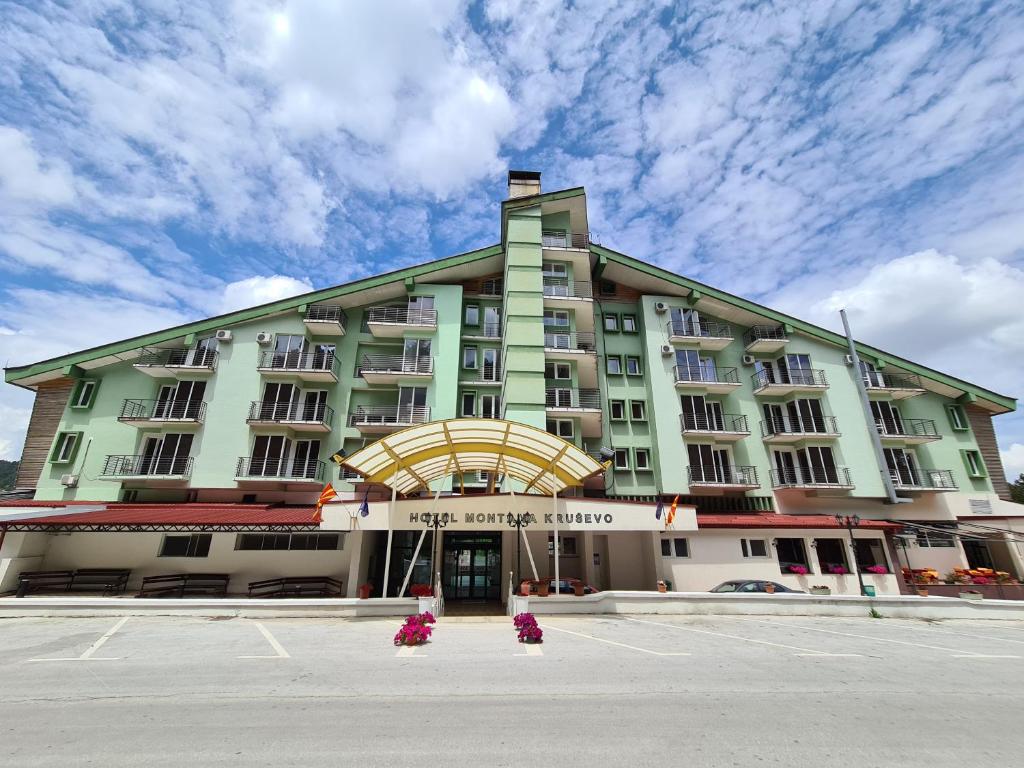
[696,513,900,530]
[1,503,320,532]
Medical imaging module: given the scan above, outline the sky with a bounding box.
[0,0,1023,480]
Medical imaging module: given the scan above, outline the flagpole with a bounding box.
[381,481,397,598]
[552,475,559,599]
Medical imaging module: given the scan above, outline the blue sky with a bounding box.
[1,0,1023,477]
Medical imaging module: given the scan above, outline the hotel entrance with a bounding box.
[442,533,501,601]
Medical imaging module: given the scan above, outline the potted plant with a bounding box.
[514,612,543,644]
[520,581,531,596]
[764,582,776,594]
[810,585,831,596]
[358,582,373,599]
[393,613,435,646]
[827,564,848,575]
[657,580,667,593]
[573,582,585,597]
[788,564,809,575]
[537,581,550,597]
[865,565,888,575]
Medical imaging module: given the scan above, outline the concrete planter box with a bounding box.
[810,587,831,596]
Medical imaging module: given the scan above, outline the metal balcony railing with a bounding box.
[235,456,325,481]
[752,368,827,389]
[543,331,596,351]
[247,401,334,426]
[545,388,601,409]
[673,365,740,385]
[688,465,758,486]
[135,347,218,370]
[340,466,363,481]
[743,325,788,346]
[102,454,193,477]
[542,279,593,299]
[889,468,957,490]
[478,279,503,296]
[359,355,433,375]
[119,399,206,422]
[541,231,597,249]
[348,405,431,428]
[366,306,438,326]
[761,415,840,437]
[770,466,853,488]
[680,413,749,434]
[862,371,924,391]
[876,418,939,439]
[305,304,347,327]
[463,322,502,338]
[257,350,339,376]
[666,319,733,340]
[460,364,502,384]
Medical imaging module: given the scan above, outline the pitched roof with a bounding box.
[696,513,900,530]
[1,503,319,528]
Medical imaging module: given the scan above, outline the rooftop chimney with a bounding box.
[507,170,541,199]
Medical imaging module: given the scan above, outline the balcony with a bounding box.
[303,304,347,336]
[118,399,205,429]
[890,468,957,492]
[673,365,742,395]
[134,347,217,378]
[257,350,339,383]
[680,413,750,442]
[770,466,854,490]
[546,387,602,438]
[366,306,438,338]
[349,405,431,434]
[760,416,841,444]
[246,401,334,433]
[666,320,733,351]
[876,418,941,445]
[752,368,828,396]
[543,331,596,353]
[687,465,759,491]
[743,325,788,353]
[359,355,433,386]
[235,457,325,484]
[541,231,596,250]
[542,279,593,310]
[462,322,502,340]
[863,371,926,400]
[459,364,502,387]
[100,454,193,482]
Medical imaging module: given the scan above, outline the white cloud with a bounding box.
[0,126,77,210]
[218,275,314,314]
[1003,444,1024,482]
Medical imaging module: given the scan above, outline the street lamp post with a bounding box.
[506,512,532,589]
[424,512,450,594]
[836,514,868,596]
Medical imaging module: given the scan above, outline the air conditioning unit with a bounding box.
[660,344,673,357]
[215,329,233,342]
[741,354,756,366]
[844,354,855,366]
[60,474,79,488]
[255,332,273,345]
[654,301,669,314]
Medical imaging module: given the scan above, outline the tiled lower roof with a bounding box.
[696,513,900,530]
[3,503,319,527]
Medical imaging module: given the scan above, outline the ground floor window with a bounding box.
[235,533,341,551]
[548,535,578,556]
[741,538,768,558]
[159,533,212,558]
[775,537,810,574]
[661,537,689,558]
[814,538,849,574]
[854,539,888,572]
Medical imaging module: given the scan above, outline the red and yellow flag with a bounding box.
[666,494,679,526]
[312,483,337,523]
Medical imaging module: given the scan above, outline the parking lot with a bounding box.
[3,612,1024,766]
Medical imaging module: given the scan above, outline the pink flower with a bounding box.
[865,565,888,574]
[788,565,809,575]
[518,624,543,643]
[828,565,848,575]
[513,612,538,630]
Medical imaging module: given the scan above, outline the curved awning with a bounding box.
[338,418,606,495]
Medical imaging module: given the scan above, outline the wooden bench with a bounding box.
[247,576,343,598]
[16,570,74,597]
[69,569,131,595]
[138,573,230,598]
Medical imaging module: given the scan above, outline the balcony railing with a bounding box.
[348,405,431,428]
[876,418,939,439]
[235,456,325,481]
[135,347,217,370]
[359,355,433,375]
[463,322,502,338]
[257,350,339,376]
[890,468,957,490]
[366,306,438,327]
[101,454,193,478]
[542,279,593,299]
[543,331,596,351]
[673,365,740,385]
[688,465,758,487]
[752,368,827,390]
[119,399,206,422]
[247,401,334,426]
[680,413,749,434]
[666,319,733,340]
[305,304,347,327]
[541,231,597,249]
[770,466,853,488]
[460,364,502,384]
[863,371,924,391]
[545,388,601,409]
[743,325,787,346]
[761,415,840,438]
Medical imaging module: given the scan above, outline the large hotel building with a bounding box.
[1,172,1021,602]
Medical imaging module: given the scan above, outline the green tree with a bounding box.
[0,460,18,491]
[1011,473,1024,505]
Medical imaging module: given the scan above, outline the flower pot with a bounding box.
[537,582,550,597]
[810,587,831,596]
[916,587,929,597]
[520,583,530,596]
[358,583,372,600]
[657,581,667,593]
[573,583,585,597]
[764,584,775,594]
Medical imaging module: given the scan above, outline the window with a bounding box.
[542,262,567,278]
[122,490,139,503]
[235,533,340,551]
[916,526,956,547]
[546,419,574,438]
[606,356,622,375]
[614,449,630,470]
[630,401,646,421]
[482,278,503,295]
[461,392,476,417]
[622,315,637,333]
[604,313,619,332]
[599,280,617,297]
[480,394,500,419]
[634,448,651,470]
[814,538,849,573]
[544,362,570,380]
[962,449,986,478]
[50,431,82,464]
[625,356,642,375]
[463,346,478,369]
[548,535,577,556]
[775,538,810,573]
[159,533,212,558]
[947,404,969,431]
[661,538,689,557]
[543,309,569,327]
[464,305,479,326]
[740,538,769,558]
[71,380,98,409]
[610,400,625,421]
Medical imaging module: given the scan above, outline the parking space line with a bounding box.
[514,643,544,657]
[864,620,1024,647]
[238,621,290,659]
[28,617,129,662]
[624,617,860,657]
[395,644,425,657]
[541,623,690,656]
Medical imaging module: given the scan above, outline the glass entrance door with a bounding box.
[442,533,501,600]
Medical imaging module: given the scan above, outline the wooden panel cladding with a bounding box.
[460,273,505,295]
[15,379,74,489]
[596,279,642,302]
[966,405,1011,500]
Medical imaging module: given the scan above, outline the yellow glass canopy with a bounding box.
[338,418,606,495]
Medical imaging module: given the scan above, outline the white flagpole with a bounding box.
[381,481,397,598]
[552,475,560,598]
